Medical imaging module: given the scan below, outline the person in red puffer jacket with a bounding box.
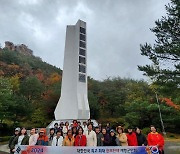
[75,127,87,146]
[147,125,164,154]
[126,126,138,146]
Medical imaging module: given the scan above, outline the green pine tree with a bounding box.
[138,0,180,88]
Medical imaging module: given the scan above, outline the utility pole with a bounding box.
[155,92,166,136]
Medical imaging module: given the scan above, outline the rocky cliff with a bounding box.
[4,41,33,56]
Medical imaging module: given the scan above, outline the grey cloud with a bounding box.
[0,0,170,80]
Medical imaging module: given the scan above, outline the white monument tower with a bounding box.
[54,20,90,120]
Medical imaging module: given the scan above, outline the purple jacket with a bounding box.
[103,133,110,146]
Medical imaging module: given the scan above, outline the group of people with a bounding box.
[8,119,165,154]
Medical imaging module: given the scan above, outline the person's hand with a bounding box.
[12,149,15,152]
[101,137,104,141]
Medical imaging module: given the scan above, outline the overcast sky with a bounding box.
[0,0,170,81]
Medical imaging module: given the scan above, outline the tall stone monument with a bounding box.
[54,20,90,120]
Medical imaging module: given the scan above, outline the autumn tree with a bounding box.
[0,78,14,123]
[20,77,44,101]
[0,77,31,124]
[9,95,32,124]
[9,75,20,93]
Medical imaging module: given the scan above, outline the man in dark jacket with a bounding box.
[9,127,20,154]
[95,126,104,146]
[135,127,147,146]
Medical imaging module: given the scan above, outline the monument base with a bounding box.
[46,119,98,129]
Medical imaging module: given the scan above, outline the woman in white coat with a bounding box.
[62,121,70,136]
[51,130,63,146]
[85,124,97,146]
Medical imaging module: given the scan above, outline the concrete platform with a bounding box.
[0,144,9,153]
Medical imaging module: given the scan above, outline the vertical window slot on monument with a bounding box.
[79,48,86,56]
[80,41,86,48]
[80,34,86,41]
[79,74,86,82]
[79,65,86,73]
[80,27,86,34]
[79,56,86,64]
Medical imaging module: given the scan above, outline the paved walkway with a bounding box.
[0,144,9,153]
[164,140,180,154]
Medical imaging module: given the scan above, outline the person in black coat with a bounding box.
[109,129,120,146]
[9,128,20,154]
[106,123,111,134]
[10,128,29,153]
[135,127,147,146]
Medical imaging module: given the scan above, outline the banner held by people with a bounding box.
[14,145,159,154]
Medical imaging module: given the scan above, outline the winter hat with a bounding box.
[15,127,20,131]
[110,129,115,133]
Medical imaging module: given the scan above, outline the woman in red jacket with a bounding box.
[75,127,87,146]
[126,126,138,146]
[147,125,164,154]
